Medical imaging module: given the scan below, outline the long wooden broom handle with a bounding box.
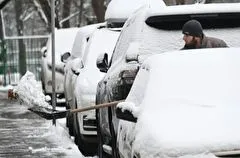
[70,100,125,113]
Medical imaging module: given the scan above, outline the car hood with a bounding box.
[126,48,240,157]
[133,100,240,157]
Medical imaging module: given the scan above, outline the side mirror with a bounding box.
[96,53,108,73]
[71,58,84,76]
[41,46,47,58]
[116,103,138,123]
[61,52,71,63]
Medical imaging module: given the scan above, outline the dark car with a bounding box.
[95,2,240,158]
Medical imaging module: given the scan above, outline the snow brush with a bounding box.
[28,100,124,120]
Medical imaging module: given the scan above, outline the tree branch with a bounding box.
[0,0,11,10]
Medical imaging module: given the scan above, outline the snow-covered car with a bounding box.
[165,0,240,5]
[116,47,240,158]
[62,0,151,154]
[61,24,99,136]
[71,25,120,156]
[95,2,240,158]
[40,28,79,104]
[62,24,100,110]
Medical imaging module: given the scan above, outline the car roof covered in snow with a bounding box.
[70,23,104,58]
[147,2,240,17]
[46,27,79,64]
[105,0,166,24]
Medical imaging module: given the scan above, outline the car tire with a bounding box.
[66,102,74,136]
[96,109,111,158]
[96,109,104,158]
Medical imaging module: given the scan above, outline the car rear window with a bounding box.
[145,13,240,30]
[138,12,240,55]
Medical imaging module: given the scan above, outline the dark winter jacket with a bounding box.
[182,34,228,50]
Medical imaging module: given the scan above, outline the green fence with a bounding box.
[0,36,49,86]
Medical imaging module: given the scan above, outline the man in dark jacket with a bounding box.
[181,19,228,50]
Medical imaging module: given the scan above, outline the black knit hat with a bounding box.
[182,20,203,37]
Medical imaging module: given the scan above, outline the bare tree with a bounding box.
[62,0,72,28]
[78,0,84,26]
[0,0,11,9]
[35,0,51,31]
[92,0,105,22]
[35,0,60,30]
[14,0,26,77]
[0,11,7,85]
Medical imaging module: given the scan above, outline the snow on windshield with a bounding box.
[70,23,102,58]
[46,28,79,65]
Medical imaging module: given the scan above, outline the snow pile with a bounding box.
[117,101,140,118]
[26,118,88,158]
[13,71,51,108]
[71,57,83,74]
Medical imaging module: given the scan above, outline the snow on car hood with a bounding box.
[70,23,103,58]
[134,100,240,157]
[127,48,240,157]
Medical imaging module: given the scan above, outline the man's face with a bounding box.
[183,34,195,45]
[182,34,199,49]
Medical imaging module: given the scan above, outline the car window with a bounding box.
[109,9,145,66]
[140,12,240,54]
[83,28,119,71]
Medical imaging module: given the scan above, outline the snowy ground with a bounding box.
[0,85,97,158]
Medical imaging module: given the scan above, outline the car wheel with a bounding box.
[66,102,74,136]
[96,109,111,158]
[108,106,120,158]
[96,109,103,158]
